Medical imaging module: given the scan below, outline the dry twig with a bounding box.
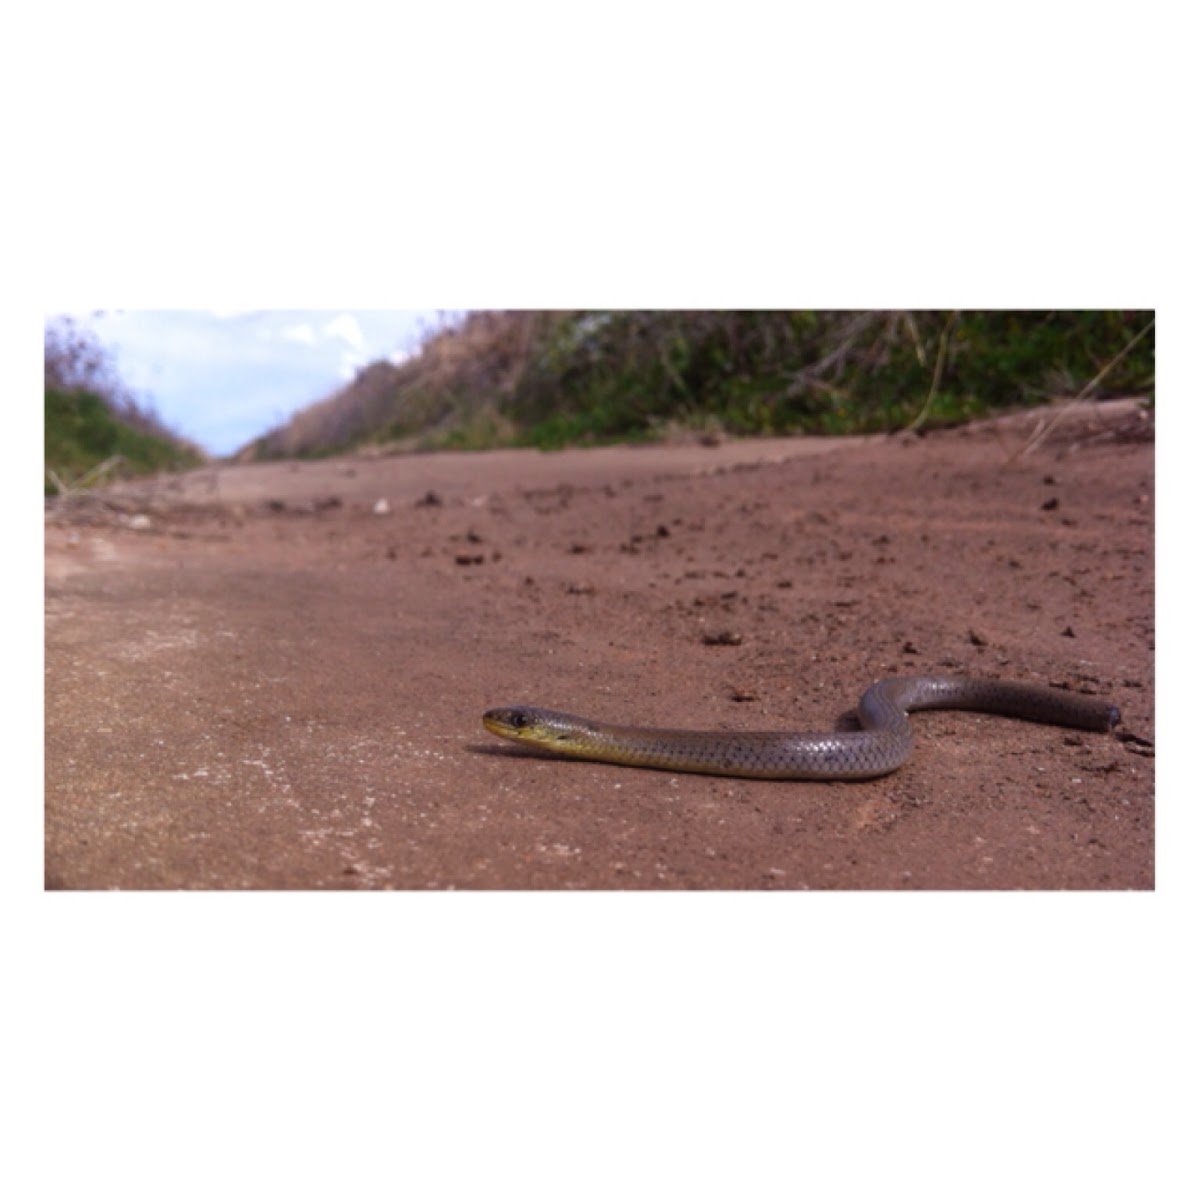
[1013,317,1155,460]
[903,311,959,433]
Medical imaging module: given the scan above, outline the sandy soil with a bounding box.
[44,401,1154,889]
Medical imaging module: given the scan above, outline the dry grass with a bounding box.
[246,312,566,459]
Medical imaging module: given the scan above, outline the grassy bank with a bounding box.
[45,387,207,495]
[243,310,1154,460]
[44,318,206,495]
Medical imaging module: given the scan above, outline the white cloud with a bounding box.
[324,313,365,351]
[281,322,318,346]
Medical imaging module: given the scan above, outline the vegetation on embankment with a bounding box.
[240,310,1154,461]
[44,318,205,495]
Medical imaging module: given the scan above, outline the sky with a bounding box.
[57,310,448,457]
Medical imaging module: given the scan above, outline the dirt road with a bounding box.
[44,401,1154,889]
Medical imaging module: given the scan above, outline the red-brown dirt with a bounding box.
[44,401,1154,889]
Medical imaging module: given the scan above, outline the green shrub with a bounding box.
[45,387,204,494]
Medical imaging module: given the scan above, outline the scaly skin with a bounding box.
[482,675,1120,780]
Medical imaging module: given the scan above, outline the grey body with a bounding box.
[482,675,1120,780]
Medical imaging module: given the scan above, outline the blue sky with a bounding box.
[59,310,448,457]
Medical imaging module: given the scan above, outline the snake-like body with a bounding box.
[482,675,1119,780]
